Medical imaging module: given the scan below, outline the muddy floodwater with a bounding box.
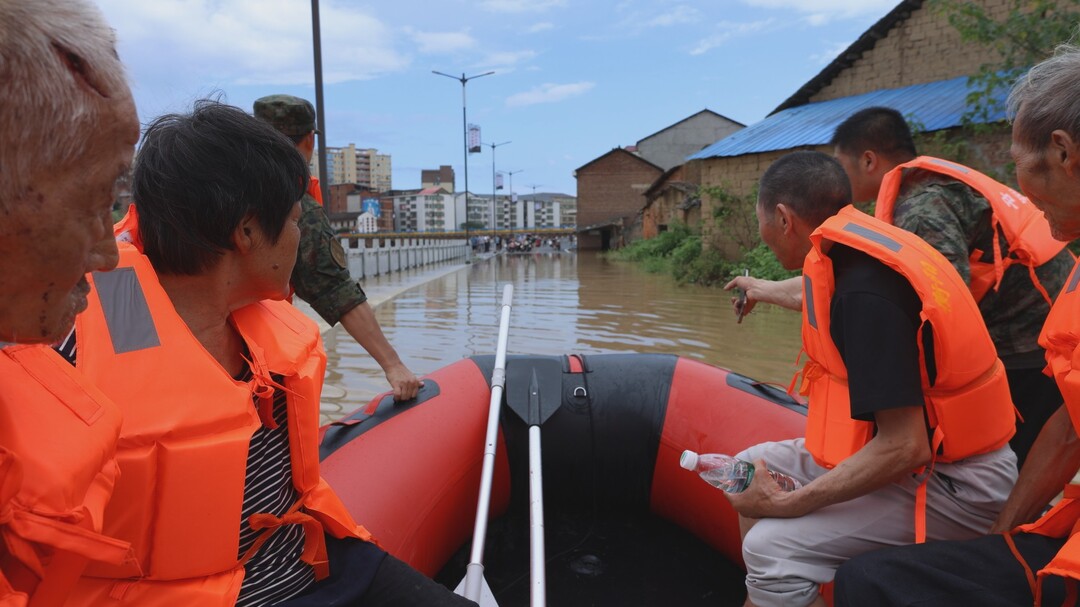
[317,251,803,423]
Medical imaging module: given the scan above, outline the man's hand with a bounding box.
[723,275,803,319]
[725,458,803,519]
[385,363,421,401]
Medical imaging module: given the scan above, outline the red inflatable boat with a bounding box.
[319,353,808,606]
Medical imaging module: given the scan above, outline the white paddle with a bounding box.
[455,284,514,606]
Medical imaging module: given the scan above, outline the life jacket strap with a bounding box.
[1003,531,1039,601]
[242,346,297,430]
[242,499,330,581]
[914,426,945,545]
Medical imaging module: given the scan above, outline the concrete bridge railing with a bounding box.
[340,237,468,280]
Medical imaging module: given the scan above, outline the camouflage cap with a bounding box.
[253,94,318,137]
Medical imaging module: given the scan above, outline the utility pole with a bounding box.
[311,0,329,204]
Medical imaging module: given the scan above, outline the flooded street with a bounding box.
[317,251,803,422]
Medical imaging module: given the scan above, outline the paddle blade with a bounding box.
[455,572,500,607]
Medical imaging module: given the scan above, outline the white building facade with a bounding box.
[389,188,458,232]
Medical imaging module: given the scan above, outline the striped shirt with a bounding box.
[57,331,317,605]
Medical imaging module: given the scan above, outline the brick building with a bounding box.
[574,148,663,250]
[641,162,703,240]
[686,0,1038,255]
[421,165,455,191]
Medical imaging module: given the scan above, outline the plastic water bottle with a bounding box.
[680,450,802,493]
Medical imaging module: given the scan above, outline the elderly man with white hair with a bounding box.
[834,44,1080,607]
[0,0,139,602]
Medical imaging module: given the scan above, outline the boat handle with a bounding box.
[572,387,587,398]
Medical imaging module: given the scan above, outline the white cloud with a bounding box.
[478,50,538,69]
[612,4,701,36]
[506,82,595,107]
[480,0,567,13]
[407,29,477,55]
[527,22,555,34]
[644,5,701,27]
[690,19,774,56]
[97,0,407,86]
[740,0,898,22]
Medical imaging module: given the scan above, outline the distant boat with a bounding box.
[320,353,808,606]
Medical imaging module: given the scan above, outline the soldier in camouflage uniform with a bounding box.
[254,95,420,401]
[728,107,1071,467]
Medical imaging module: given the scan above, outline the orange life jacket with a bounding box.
[308,176,323,206]
[800,207,1016,543]
[65,244,371,606]
[112,204,141,251]
[875,156,1068,303]
[800,206,1015,468]
[1006,258,1080,604]
[0,345,132,606]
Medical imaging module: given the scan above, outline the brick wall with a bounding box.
[696,123,1015,255]
[576,149,662,249]
[696,1,1028,256]
[697,148,827,255]
[812,0,1011,102]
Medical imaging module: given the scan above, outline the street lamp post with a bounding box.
[527,184,542,231]
[506,169,523,233]
[432,70,494,262]
[485,140,511,245]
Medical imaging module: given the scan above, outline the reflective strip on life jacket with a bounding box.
[90,268,160,354]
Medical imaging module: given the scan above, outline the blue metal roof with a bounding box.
[689,76,1006,160]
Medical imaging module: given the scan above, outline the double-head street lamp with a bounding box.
[432,70,494,259]
[485,140,511,239]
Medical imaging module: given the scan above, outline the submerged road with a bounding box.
[300,250,803,424]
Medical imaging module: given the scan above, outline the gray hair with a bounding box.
[1008,43,1080,150]
[0,0,130,204]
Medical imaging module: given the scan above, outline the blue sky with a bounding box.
[95,0,901,196]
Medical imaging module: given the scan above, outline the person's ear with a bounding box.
[861,150,878,174]
[232,215,258,254]
[1050,129,1080,176]
[775,203,795,234]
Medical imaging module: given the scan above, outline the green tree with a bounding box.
[932,0,1080,125]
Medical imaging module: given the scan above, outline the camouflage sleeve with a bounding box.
[290,194,367,325]
[891,184,987,285]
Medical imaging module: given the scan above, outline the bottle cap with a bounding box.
[679,450,699,470]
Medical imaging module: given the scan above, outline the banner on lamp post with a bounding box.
[468,124,481,154]
[495,172,504,190]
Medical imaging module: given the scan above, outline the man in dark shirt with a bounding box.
[726,151,1016,607]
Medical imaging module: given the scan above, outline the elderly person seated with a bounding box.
[62,100,474,607]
